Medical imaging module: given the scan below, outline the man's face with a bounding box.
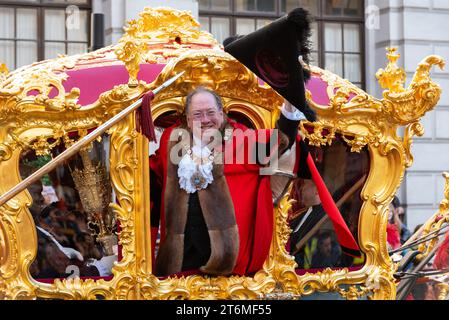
[320,237,332,257]
[388,203,394,221]
[299,179,320,207]
[186,92,224,142]
[29,182,45,216]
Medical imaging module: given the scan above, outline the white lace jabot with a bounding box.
[177,138,214,193]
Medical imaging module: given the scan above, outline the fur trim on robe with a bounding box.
[154,128,239,277]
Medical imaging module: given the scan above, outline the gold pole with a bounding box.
[0,71,184,207]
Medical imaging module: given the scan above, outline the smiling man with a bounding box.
[151,85,307,277]
[150,7,359,277]
[186,88,224,145]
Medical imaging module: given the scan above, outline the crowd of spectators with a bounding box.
[22,162,116,280]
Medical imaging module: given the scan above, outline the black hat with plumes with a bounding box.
[224,8,316,121]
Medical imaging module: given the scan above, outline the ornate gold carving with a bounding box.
[0,57,81,112]
[29,136,60,157]
[70,149,116,256]
[107,117,141,277]
[115,7,219,85]
[0,221,6,267]
[0,51,149,299]
[298,48,443,300]
[336,285,373,300]
[415,173,449,260]
[403,122,424,168]
[115,40,147,87]
[0,63,8,84]
[0,193,37,300]
[0,142,16,162]
[304,48,444,158]
[303,68,383,152]
[381,55,445,126]
[99,85,133,108]
[148,50,282,129]
[376,48,406,93]
[300,122,336,148]
[152,274,274,300]
[265,186,299,294]
[437,283,449,300]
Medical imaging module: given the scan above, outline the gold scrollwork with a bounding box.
[0,63,8,84]
[437,283,449,300]
[415,173,449,260]
[403,122,425,168]
[336,285,372,300]
[297,48,443,300]
[300,121,336,147]
[148,49,282,128]
[115,7,219,85]
[115,40,147,87]
[379,51,445,126]
[29,136,61,157]
[0,62,81,113]
[305,48,443,160]
[0,143,15,162]
[376,48,406,94]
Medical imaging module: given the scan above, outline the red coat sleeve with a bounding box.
[149,126,175,267]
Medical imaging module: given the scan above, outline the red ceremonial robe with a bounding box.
[150,120,360,276]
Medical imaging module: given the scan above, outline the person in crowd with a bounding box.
[391,196,411,244]
[310,231,342,269]
[387,202,401,251]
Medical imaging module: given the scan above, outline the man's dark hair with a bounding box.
[392,196,401,209]
[317,230,332,247]
[185,86,223,114]
[40,202,58,219]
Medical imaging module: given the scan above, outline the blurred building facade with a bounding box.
[0,0,448,231]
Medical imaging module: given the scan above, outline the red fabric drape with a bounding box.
[292,135,360,257]
[136,91,156,142]
[386,223,401,250]
[306,153,360,256]
[434,231,449,270]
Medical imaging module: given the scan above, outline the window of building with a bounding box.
[199,0,365,88]
[0,0,91,71]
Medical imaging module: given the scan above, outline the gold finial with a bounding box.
[115,7,218,86]
[0,63,8,73]
[70,148,116,255]
[0,63,9,83]
[376,47,406,93]
[439,172,449,211]
[386,47,400,64]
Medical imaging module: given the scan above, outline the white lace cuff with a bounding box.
[281,104,306,121]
